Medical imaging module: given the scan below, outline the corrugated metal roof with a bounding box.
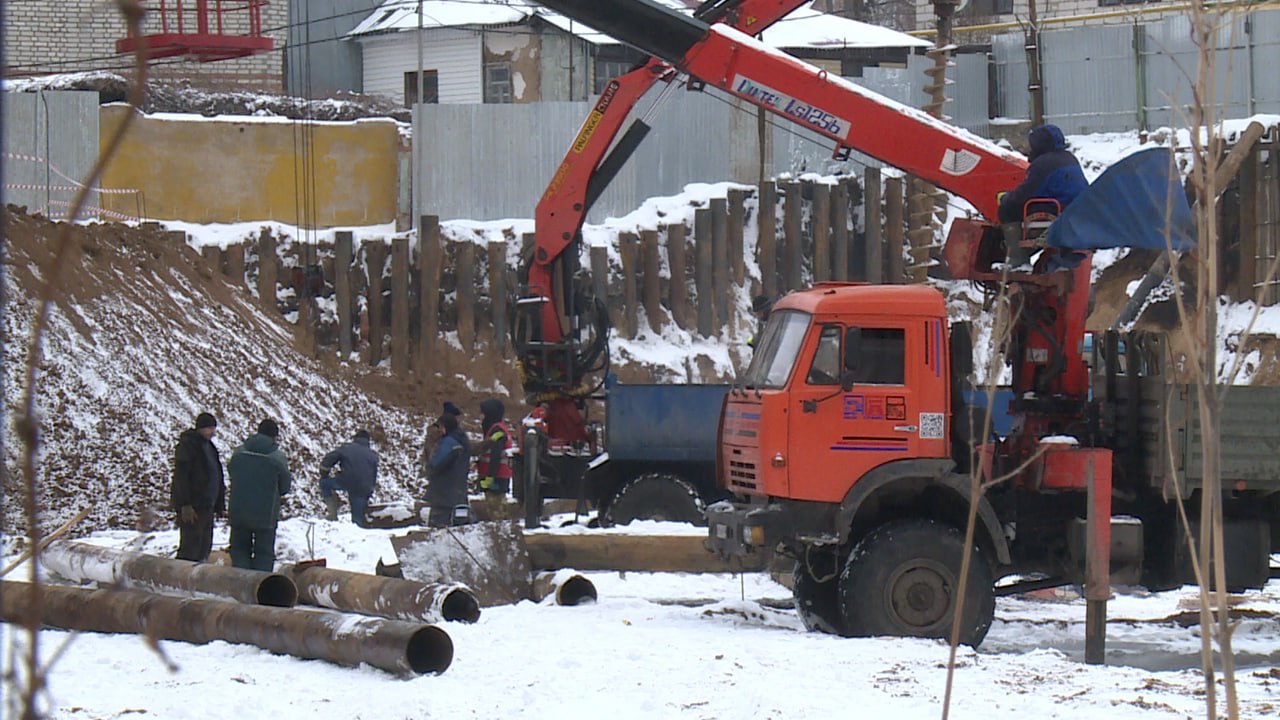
[349,0,929,50]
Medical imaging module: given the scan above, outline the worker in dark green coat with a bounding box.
[227,419,292,571]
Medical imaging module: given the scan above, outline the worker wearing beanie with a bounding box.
[171,412,225,562]
[226,419,292,571]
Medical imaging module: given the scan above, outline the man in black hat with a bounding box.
[227,419,292,571]
[319,429,379,527]
[171,412,225,562]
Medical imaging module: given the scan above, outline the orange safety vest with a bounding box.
[476,421,514,480]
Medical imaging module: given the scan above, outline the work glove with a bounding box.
[180,505,198,525]
[479,476,495,492]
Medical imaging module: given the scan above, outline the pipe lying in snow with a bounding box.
[281,564,481,623]
[531,571,597,606]
[43,541,297,607]
[1,581,453,676]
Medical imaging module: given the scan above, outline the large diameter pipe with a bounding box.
[531,570,597,606]
[282,564,481,623]
[1,581,453,676]
[44,541,297,607]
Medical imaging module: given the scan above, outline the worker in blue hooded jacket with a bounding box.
[998,123,1088,225]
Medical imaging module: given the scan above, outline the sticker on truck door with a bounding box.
[920,412,944,440]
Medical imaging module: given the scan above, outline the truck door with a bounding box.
[788,321,937,503]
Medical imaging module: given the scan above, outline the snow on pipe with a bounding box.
[1,581,453,676]
[42,541,298,607]
[531,570,598,606]
[281,564,481,624]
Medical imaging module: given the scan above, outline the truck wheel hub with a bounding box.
[889,563,952,629]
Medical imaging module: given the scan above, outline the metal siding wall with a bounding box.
[1253,12,1280,114]
[992,32,1029,120]
[1042,25,1138,134]
[2,91,99,220]
[951,53,991,137]
[1142,13,1252,129]
[286,0,376,97]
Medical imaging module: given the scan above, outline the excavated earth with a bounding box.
[1,206,496,538]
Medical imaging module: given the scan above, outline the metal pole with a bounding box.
[44,541,297,607]
[524,427,543,529]
[2,581,453,676]
[282,564,480,623]
[1084,455,1111,665]
[413,0,424,235]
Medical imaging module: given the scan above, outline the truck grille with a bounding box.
[727,458,757,490]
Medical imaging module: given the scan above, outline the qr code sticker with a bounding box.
[920,412,944,440]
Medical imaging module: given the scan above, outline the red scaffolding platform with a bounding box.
[116,1,274,62]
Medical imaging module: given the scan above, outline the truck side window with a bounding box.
[851,328,905,385]
[806,325,842,386]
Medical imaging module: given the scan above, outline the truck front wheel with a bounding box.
[603,473,706,526]
[793,555,845,635]
[839,519,995,646]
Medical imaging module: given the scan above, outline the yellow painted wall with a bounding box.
[100,106,399,226]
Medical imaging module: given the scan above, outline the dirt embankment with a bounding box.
[1,207,503,537]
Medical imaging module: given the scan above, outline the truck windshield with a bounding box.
[741,310,809,388]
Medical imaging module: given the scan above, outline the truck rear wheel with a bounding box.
[839,519,995,646]
[603,473,706,526]
[793,556,845,635]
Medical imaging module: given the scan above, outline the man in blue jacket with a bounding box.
[998,124,1088,224]
[319,429,379,527]
[227,419,292,571]
[426,413,471,528]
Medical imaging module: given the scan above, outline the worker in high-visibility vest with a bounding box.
[476,398,515,518]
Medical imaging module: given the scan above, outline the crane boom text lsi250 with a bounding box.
[525,0,1280,646]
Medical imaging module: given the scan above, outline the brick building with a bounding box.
[3,0,288,91]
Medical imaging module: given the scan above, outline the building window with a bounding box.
[593,46,644,94]
[960,0,1013,15]
[404,70,438,107]
[484,62,513,104]
[594,60,633,94]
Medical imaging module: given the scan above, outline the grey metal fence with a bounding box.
[994,8,1280,135]
[418,59,991,222]
[2,91,101,220]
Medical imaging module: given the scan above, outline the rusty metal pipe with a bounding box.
[282,564,480,623]
[1,581,453,676]
[43,541,297,607]
[532,571,597,606]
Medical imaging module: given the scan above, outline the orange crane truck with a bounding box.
[530,0,1280,650]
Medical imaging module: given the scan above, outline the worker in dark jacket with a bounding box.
[227,419,292,571]
[426,413,471,528]
[171,412,225,562]
[998,123,1088,225]
[319,429,379,527]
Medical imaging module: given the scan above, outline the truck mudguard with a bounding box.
[836,458,1011,567]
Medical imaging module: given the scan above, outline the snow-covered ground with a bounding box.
[4,517,1279,719]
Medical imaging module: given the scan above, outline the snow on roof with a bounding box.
[349,0,930,50]
[760,6,932,50]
